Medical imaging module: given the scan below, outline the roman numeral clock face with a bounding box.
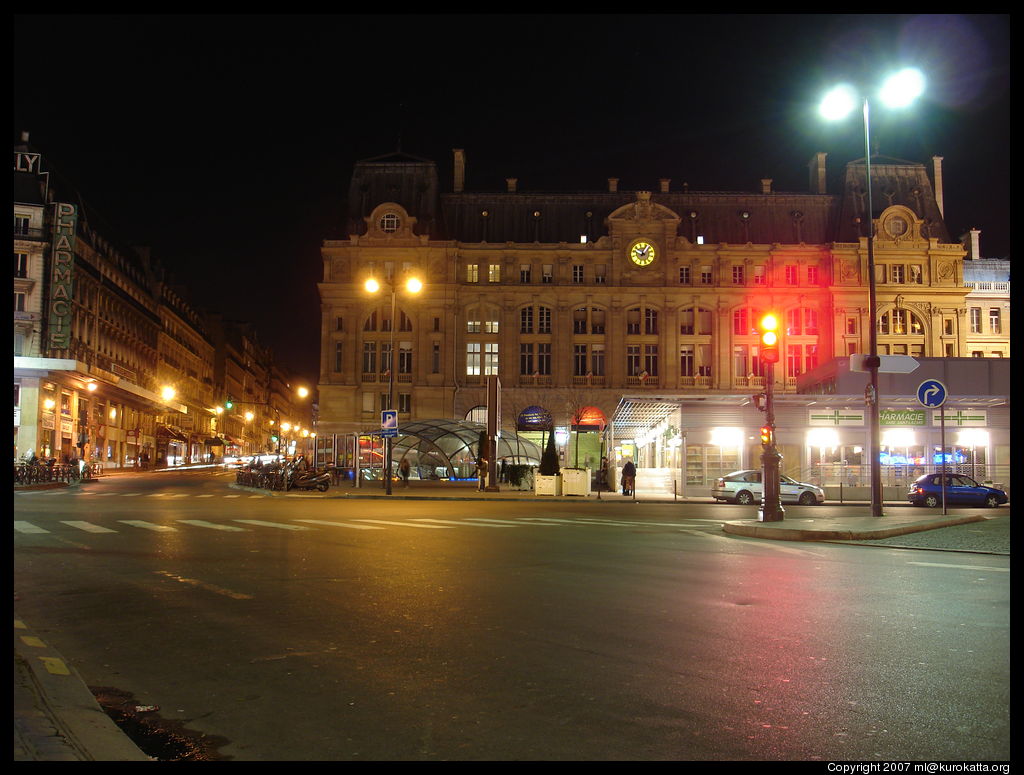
[629,240,656,266]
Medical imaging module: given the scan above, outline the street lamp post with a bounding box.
[365,275,423,496]
[820,68,924,518]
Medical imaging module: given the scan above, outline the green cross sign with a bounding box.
[808,409,864,426]
[932,410,986,427]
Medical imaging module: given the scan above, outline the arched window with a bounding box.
[626,305,659,335]
[467,305,500,334]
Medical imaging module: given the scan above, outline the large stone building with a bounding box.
[316,148,1009,490]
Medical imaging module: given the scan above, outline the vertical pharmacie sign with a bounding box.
[48,202,77,350]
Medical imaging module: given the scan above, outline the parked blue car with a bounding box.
[907,473,1007,508]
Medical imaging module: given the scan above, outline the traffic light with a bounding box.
[760,424,773,446]
[758,313,779,364]
[225,396,234,410]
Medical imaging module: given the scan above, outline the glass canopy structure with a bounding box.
[390,419,542,479]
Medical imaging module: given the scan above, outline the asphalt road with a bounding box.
[14,470,1010,761]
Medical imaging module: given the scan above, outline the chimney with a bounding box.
[808,151,827,194]
[659,178,670,193]
[608,177,619,193]
[761,178,773,194]
[932,156,945,218]
[453,148,466,193]
[506,178,517,193]
[961,228,981,260]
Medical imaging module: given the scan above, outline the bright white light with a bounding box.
[820,84,858,121]
[364,277,381,294]
[957,428,989,447]
[882,428,916,447]
[579,235,587,244]
[297,386,309,399]
[406,277,423,294]
[710,427,743,447]
[806,428,839,448]
[879,68,925,108]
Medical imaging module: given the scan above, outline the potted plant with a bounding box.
[534,431,562,496]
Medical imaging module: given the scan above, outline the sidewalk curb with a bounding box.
[14,616,152,761]
[721,513,987,541]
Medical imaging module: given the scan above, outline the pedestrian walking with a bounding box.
[476,457,489,491]
[621,459,636,496]
[399,457,411,487]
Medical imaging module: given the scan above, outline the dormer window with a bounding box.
[380,213,400,233]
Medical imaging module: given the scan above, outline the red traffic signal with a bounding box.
[758,313,780,364]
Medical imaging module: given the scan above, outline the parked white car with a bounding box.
[712,469,825,505]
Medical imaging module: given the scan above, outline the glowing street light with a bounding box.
[364,273,424,495]
[820,67,925,518]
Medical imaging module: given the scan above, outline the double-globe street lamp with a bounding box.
[364,274,423,496]
[819,67,925,518]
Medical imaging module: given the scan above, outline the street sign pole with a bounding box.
[940,405,947,515]
[917,379,949,516]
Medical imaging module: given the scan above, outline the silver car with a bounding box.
[712,469,825,505]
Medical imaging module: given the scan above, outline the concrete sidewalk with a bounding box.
[14,615,151,761]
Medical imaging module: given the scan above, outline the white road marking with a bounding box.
[60,521,116,533]
[293,520,384,530]
[908,561,1009,572]
[14,521,48,534]
[177,520,248,532]
[154,570,252,600]
[353,519,453,529]
[195,494,215,498]
[233,520,313,530]
[119,520,178,532]
[413,518,518,528]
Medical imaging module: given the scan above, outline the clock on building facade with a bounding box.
[629,239,657,266]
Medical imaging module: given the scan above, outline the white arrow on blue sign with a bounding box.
[916,379,948,408]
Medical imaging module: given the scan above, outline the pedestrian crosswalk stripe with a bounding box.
[176,519,248,531]
[118,520,177,532]
[233,520,313,530]
[14,521,48,534]
[119,493,142,497]
[412,518,518,528]
[353,519,453,529]
[195,494,215,498]
[293,520,384,530]
[224,495,241,498]
[60,520,116,533]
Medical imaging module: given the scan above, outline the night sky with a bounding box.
[14,14,1010,384]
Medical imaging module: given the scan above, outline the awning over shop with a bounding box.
[156,425,189,442]
[610,397,680,440]
[571,406,607,431]
[204,437,226,447]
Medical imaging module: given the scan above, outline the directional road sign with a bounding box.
[916,379,947,408]
[849,354,920,374]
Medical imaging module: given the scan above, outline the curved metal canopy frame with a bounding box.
[387,419,542,479]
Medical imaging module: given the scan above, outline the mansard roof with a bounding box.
[834,155,951,244]
[341,150,952,247]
